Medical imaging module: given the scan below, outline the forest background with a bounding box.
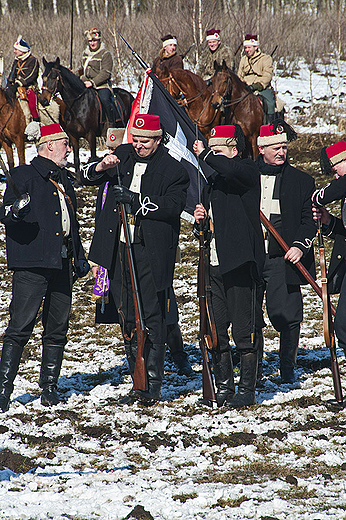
[0,0,345,100]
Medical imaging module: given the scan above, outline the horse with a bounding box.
[39,57,134,172]
[156,65,222,138]
[0,87,26,169]
[211,61,264,158]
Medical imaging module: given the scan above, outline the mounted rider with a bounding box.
[7,35,39,126]
[151,34,184,75]
[79,28,118,127]
[196,28,234,84]
[237,34,275,122]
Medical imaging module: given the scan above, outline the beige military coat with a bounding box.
[237,49,273,89]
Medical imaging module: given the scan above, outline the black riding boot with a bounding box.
[212,350,235,407]
[225,351,257,408]
[135,344,166,404]
[119,337,138,405]
[256,329,264,386]
[0,343,23,412]
[39,345,64,407]
[280,324,300,383]
[167,323,192,376]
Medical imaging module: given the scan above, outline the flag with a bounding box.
[124,71,214,218]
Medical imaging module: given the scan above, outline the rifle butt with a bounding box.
[133,357,146,391]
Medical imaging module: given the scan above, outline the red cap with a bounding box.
[209,125,237,146]
[257,123,287,146]
[130,114,162,137]
[326,141,346,166]
[38,124,68,145]
[206,28,220,41]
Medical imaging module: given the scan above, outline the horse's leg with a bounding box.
[2,141,15,169]
[13,135,26,165]
[88,131,97,162]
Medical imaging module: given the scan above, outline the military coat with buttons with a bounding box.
[82,143,189,292]
[0,156,86,270]
[312,175,346,291]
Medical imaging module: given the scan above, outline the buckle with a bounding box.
[127,214,136,225]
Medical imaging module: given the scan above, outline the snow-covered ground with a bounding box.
[1,59,346,520]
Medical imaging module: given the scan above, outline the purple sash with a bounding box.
[91,182,110,308]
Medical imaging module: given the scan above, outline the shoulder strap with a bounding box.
[49,177,75,215]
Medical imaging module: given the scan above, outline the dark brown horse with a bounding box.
[0,87,26,169]
[39,57,134,172]
[211,61,264,157]
[156,66,222,138]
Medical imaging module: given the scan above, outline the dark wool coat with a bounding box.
[0,156,86,270]
[199,149,265,281]
[257,159,316,285]
[151,51,184,75]
[8,55,39,87]
[82,143,189,292]
[312,175,346,291]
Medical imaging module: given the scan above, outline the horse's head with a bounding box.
[39,57,62,107]
[211,60,232,109]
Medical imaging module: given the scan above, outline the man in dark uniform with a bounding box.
[7,35,39,125]
[151,34,184,75]
[256,121,316,383]
[312,140,346,358]
[81,114,189,404]
[193,125,265,408]
[0,123,90,413]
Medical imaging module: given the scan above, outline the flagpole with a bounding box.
[70,0,74,70]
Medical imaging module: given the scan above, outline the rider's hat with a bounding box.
[209,125,244,152]
[257,120,297,147]
[85,28,101,41]
[130,114,162,137]
[243,34,259,46]
[38,124,68,145]
[14,35,30,53]
[320,141,346,175]
[106,128,125,149]
[161,34,177,48]
[206,28,220,42]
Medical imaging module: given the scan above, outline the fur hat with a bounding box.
[84,28,101,41]
[106,128,125,148]
[161,34,177,48]
[130,114,162,137]
[25,122,68,145]
[257,120,297,147]
[209,124,245,152]
[244,34,259,46]
[206,28,220,42]
[14,35,30,53]
[320,141,346,175]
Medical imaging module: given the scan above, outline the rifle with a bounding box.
[198,220,217,406]
[116,165,147,391]
[271,45,278,58]
[181,43,195,60]
[117,32,149,70]
[260,210,336,316]
[317,219,345,406]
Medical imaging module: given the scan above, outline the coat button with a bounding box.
[53,191,58,196]
[109,229,113,233]
[56,232,60,236]
[55,211,59,215]
[113,208,117,212]
[338,255,342,259]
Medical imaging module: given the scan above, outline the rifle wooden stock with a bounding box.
[117,170,147,391]
[317,220,344,403]
[198,225,217,403]
[260,210,336,316]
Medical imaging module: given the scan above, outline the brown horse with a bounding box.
[211,61,264,157]
[156,66,222,138]
[0,88,26,169]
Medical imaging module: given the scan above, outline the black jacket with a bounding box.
[8,55,39,88]
[0,156,86,270]
[199,149,265,280]
[257,159,316,285]
[82,143,190,292]
[312,175,346,291]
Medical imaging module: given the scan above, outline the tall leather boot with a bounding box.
[167,323,192,376]
[280,324,300,383]
[225,351,257,408]
[212,349,235,407]
[0,343,23,412]
[135,344,166,404]
[256,329,264,387]
[39,345,64,407]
